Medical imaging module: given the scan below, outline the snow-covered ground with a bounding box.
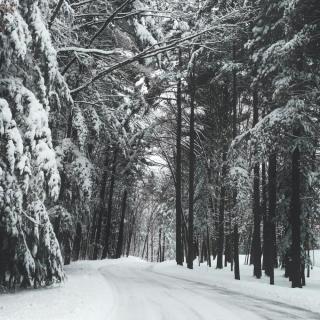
[0,260,115,320]
[1,253,320,320]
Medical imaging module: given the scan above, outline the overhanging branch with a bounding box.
[70,27,224,95]
[62,0,135,75]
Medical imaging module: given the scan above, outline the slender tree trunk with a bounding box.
[187,71,196,270]
[262,163,267,273]
[291,129,302,288]
[224,233,229,267]
[158,228,162,262]
[146,234,149,261]
[306,215,310,278]
[252,89,262,279]
[151,230,154,262]
[141,233,148,259]
[234,223,240,279]
[301,262,306,286]
[126,211,136,257]
[307,249,310,278]
[175,48,183,266]
[183,226,188,262]
[102,148,118,259]
[252,162,261,278]
[245,228,252,265]
[268,153,277,284]
[115,190,127,259]
[73,222,82,261]
[200,236,204,264]
[217,150,226,269]
[93,152,109,260]
[231,42,240,279]
[206,225,211,267]
[63,233,72,265]
[250,236,254,265]
[134,232,138,256]
[162,231,165,262]
[207,166,215,267]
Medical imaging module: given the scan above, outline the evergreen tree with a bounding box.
[0,0,71,288]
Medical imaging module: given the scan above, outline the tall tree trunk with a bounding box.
[162,232,165,262]
[175,48,183,266]
[252,89,262,279]
[306,211,310,278]
[224,233,230,267]
[115,190,127,259]
[207,166,215,267]
[93,151,109,260]
[141,233,148,259]
[206,225,211,267]
[158,228,162,262]
[102,148,118,259]
[291,129,302,288]
[187,71,196,270]
[216,150,226,269]
[245,228,252,265]
[73,222,82,261]
[232,42,240,279]
[151,229,154,262]
[262,162,268,273]
[268,153,277,284]
[146,234,149,261]
[233,223,240,279]
[126,211,136,257]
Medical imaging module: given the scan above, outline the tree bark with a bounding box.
[115,190,127,259]
[232,55,239,278]
[126,211,136,257]
[216,150,226,269]
[252,89,262,279]
[268,153,277,284]
[206,225,211,267]
[93,151,109,260]
[262,162,268,273]
[157,228,162,262]
[102,148,118,259]
[162,232,165,262]
[73,222,82,261]
[175,48,183,266]
[234,223,240,279]
[291,128,302,288]
[187,71,196,270]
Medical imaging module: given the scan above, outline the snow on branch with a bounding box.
[70,25,235,94]
[62,0,135,75]
[57,47,132,57]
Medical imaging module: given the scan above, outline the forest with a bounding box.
[0,0,320,305]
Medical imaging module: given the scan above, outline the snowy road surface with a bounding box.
[1,256,320,320]
[100,260,320,320]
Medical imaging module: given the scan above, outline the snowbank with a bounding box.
[0,260,114,320]
[152,254,320,314]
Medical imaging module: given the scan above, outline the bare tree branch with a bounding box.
[62,0,135,75]
[57,47,131,57]
[70,27,222,94]
[48,0,64,30]
[71,0,94,7]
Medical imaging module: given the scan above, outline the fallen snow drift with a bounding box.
[0,260,115,320]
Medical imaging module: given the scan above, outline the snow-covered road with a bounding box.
[99,260,320,320]
[1,256,320,320]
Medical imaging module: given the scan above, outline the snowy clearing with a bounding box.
[1,254,320,320]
